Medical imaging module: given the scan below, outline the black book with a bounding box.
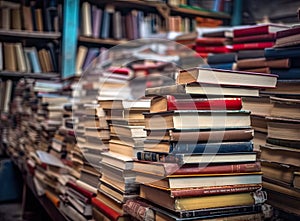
[207,53,237,64]
[237,50,265,60]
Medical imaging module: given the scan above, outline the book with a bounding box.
[101,152,134,170]
[145,83,259,97]
[123,199,154,221]
[154,207,263,221]
[143,110,251,130]
[228,24,289,38]
[3,43,16,71]
[293,172,300,189]
[270,96,300,120]
[24,47,42,73]
[101,5,114,39]
[237,58,290,69]
[132,161,261,177]
[22,5,33,31]
[274,33,300,48]
[261,161,295,185]
[237,50,265,60]
[35,8,43,31]
[148,128,254,142]
[11,7,22,30]
[265,47,300,59]
[195,37,229,46]
[195,45,231,53]
[92,197,123,221]
[260,144,300,167]
[81,2,92,37]
[271,68,300,79]
[140,185,265,211]
[149,96,242,113]
[208,62,234,70]
[110,124,146,138]
[228,42,274,51]
[82,48,99,70]
[276,26,300,38]
[267,117,300,141]
[92,5,102,39]
[59,198,90,221]
[176,67,277,88]
[207,53,236,64]
[232,33,275,43]
[137,151,257,165]
[143,140,253,154]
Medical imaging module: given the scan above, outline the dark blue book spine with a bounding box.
[101,10,110,39]
[265,47,300,59]
[271,68,300,79]
[171,141,253,154]
[209,63,233,70]
[207,53,236,64]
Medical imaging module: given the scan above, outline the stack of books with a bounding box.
[122,67,278,221]
[257,25,300,217]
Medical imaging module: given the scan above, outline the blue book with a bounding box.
[265,47,300,59]
[209,62,234,70]
[271,68,300,80]
[207,53,236,64]
[144,141,253,154]
[82,48,99,70]
[24,47,41,73]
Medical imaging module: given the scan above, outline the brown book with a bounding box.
[260,144,300,167]
[38,49,47,72]
[267,116,300,141]
[35,8,43,31]
[270,96,300,120]
[275,33,300,48]
[1,7,10,30]
[3,43,17,71]
[251,115,267,133]
[243,67,271,74]
[140,185,263,211]
[22,6,33,31]
[14,43,27,72]
[11,7,22,30]
[237,58,290,69]
[242,96,272,117]
[261,161,296,185]
[263,180,300,199]
[133,161,261,177]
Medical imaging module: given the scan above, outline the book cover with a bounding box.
[230,24,289,38]
[92,197,122,221]
[143,140,253,154]
[196,37,229,46]
[81,1,92,37]
[265,47,300,59]
[271,68,300,79]
[150,96,242,113]
[209,62,234,70]
[237,49,265,60]
[237,58,290,69]
[233,33,275,43]
[207,53,236,64]
[3,43,17,71]
[276,26,300,39]
[92,5,102,39]
[229,42,274,51]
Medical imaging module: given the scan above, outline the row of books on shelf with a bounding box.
[80,1,197,40]
[0,0,62,33]
[0,41,58,73]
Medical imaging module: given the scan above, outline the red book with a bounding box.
[170,184,262,197]
[228,42,274,51]
[195,45,231,53]
[196,37,228,46]
[230,24,289,38]
[133,161,261,177]
[66,181,96,199]
[276,26,300,39]
[92,197,121,221]
[233,33,275,43]
[150,96,242,113]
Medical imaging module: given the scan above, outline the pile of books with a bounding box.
[122,67,278,221]
[258,24,300,217]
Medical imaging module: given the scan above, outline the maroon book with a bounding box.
[233,33,275,43]
[230,24,289,37]
[276,27,300,39]
[92,197,121,221]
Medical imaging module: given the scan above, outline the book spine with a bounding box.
[170,161,261,175]
[123,199,154,221]
[67,181,96,199]
[171,141,253,154]
[265,47,300,59]
[231,42,274,51]
[196,37,227,45]
[170,129,254,142]
[91,197,121,221]
[195,45,230,53]
[233,33,275,43]
[233,26,267,37]
[45,190,60,207]
[170,184,262,197]
[266,137,300,148]
[167,97,242,111]
[176,204,262,219]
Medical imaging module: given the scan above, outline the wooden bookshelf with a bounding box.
[170,6,231,19]
[0,71,60,80]
[0,30,61,39]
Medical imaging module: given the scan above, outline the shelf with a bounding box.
[0,71,60,80]
[0,29,61,39]
[89,0,166,9]
[170,6,231,19]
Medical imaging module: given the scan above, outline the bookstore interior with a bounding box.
[1,0,300,221]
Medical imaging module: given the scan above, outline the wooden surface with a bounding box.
[0,30,61,39]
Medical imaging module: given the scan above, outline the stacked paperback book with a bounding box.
[122,67,277,221]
